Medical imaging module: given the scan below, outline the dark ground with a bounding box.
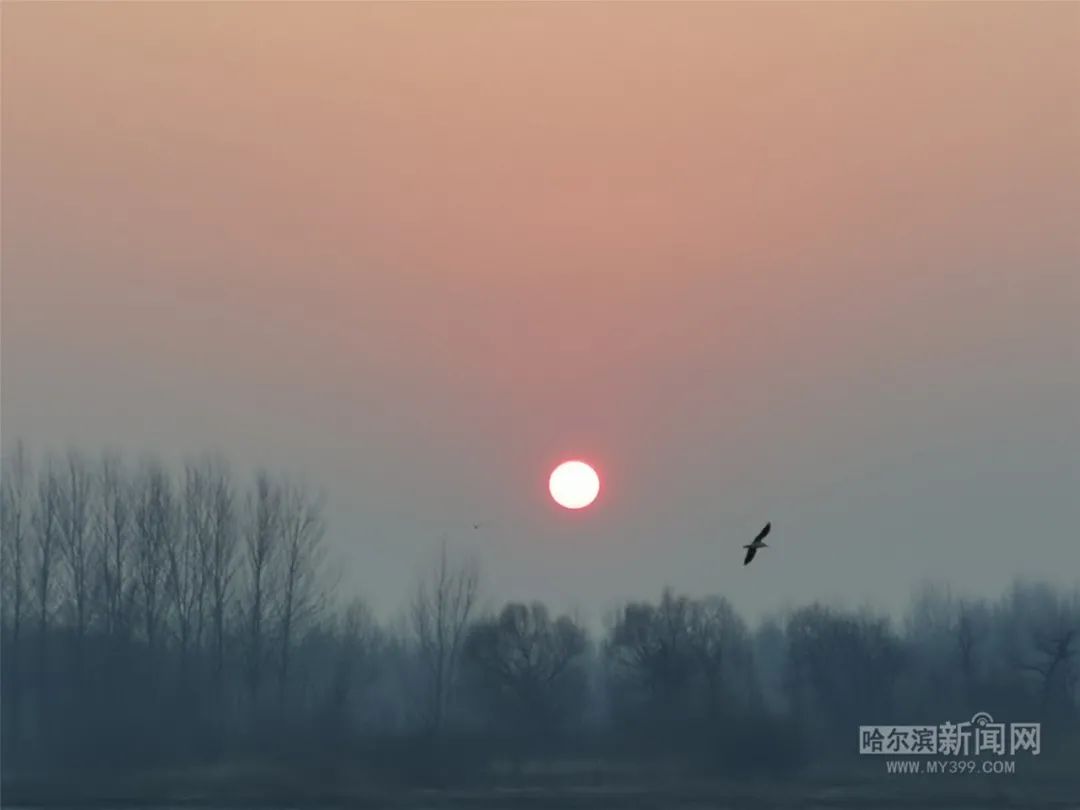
[4,765,1079,810]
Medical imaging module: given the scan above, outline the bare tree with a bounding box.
[1022,628,1077,713]
[133,460,174,651]
[276,480,328,706]
[29,458,61,738]
[784,603,904,738]
[242,471,282,704]
[606,589,697,707]
[903,582,961,713]
[1004,582,1080,718]
[167,462,212,668]
[410,538,479,735]
[954,597,989,710]
[687,595,756,715]
[2,441,32,645]
[198,458,237,688]
[57,450,95,648]
[96,452,134,641]
[1,440,32,753]
[1014,587,1079,716]
[321,598,378,749]
[464,601,587,735]
[31,460,60,656]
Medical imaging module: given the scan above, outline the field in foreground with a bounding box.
[4,770,1080,810]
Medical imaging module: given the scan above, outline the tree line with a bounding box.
[2,442,1078,784]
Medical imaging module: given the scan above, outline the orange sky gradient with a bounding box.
[3,3,1078,620]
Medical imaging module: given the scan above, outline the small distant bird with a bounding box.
[743,522,771,566]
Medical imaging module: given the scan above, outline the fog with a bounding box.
[2,443,1078,800]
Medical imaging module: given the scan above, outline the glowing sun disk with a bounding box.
[549,460,600,509]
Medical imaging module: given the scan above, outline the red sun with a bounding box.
[548,460,600,509]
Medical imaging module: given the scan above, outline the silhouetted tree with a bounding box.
[1007,583,1080,720]
[241,471,282,711]
[606,589,697,718]
[198,457,237,692]
[785,604,903,742]
[1,441,32,756]
[411,538,479,737]
[31,460,60,724]
[57,450,94,653]
[276,480,327,708]
[96,452,134,642]
[133,461,172,652]
[464,601,588,741]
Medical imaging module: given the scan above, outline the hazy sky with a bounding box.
[3,3,1078,625]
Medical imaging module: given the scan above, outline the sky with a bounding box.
[3,3,1078,626]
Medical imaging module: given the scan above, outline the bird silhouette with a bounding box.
[743,522,771,566]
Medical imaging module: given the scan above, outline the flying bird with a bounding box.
[743,522,771,566]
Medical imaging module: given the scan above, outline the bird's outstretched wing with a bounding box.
[743,546,758,566]
[753,522,771,543]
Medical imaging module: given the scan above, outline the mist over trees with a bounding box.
[2,442,1079,785]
